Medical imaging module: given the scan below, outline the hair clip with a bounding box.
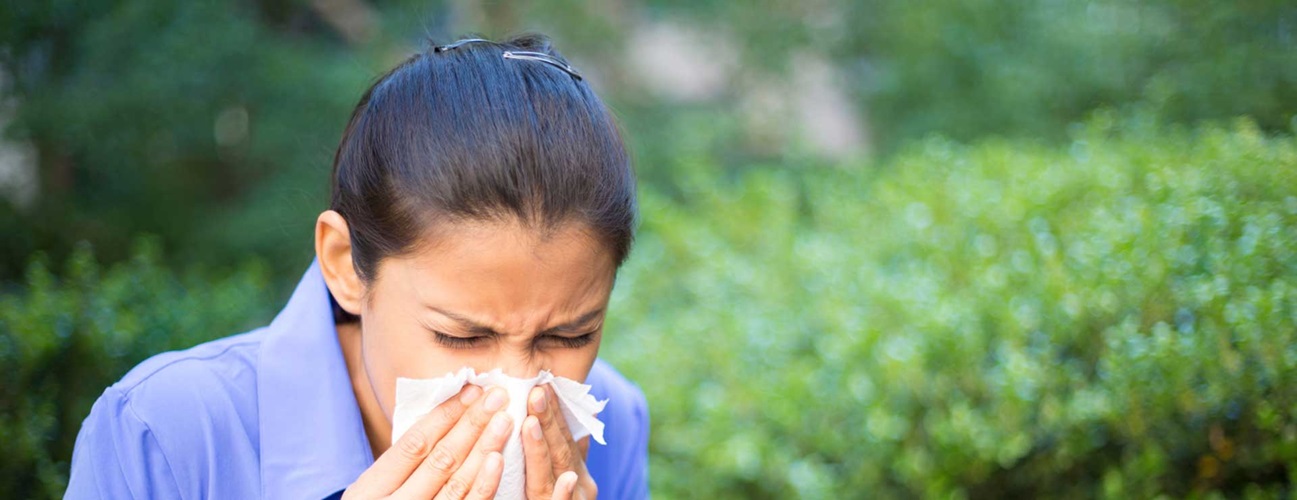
[433,38,491,53]
[502,50,583,80]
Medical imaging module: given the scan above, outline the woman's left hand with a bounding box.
[522,385,597,499]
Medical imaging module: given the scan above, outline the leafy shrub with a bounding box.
[0,0,373,279]
[6,0,1296,284]
[0,239,275,497]
[3,118,1295,498]
[600,117,1297,498]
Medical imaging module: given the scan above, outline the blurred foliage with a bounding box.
[0,0,393,280]
[528,0,1297,158]
[3,0,1297,498]
[3,118,1294,497]
[0,239,276,497]
[599,117,1297,498]
[843,0,1297,150]
[2,0,1295,282]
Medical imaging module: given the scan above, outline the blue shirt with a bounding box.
[66,259,650,499]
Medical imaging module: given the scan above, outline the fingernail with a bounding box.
[490,412,512,436]
[527,417,543,441]
[530,387,547,412]
[460,385,482,405]
[484,387,508,411]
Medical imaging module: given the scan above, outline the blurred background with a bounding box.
[2,0,1296,497]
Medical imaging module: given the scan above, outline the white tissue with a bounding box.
[391,368,608,500]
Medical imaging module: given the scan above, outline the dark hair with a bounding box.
[327,34,636,322]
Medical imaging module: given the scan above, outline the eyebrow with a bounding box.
[427,306,605,337]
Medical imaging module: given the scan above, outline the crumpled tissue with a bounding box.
[391,368,608,500]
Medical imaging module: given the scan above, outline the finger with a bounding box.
[533,385,581,472]
[432,411,512,500]
[551,471,579,500]
[542,386,595,496]
[522,415,556,500]
[576,436,590,461]
[466,452,504,500]
[347,385,481,497]
[393,386,509,499]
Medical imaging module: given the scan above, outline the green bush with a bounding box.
[0,0,378,279]
[600,117,1297,498]
[840,0,1297,152]
[3,119,1295,497]
[0,239,276,497]
[6,0,1295,284]
[604,0,1297,155]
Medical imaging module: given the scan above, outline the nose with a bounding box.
[491,345,548,378]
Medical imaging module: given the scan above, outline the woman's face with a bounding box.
[334,219,616,425]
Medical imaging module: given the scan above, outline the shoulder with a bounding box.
[66,330,267,498]
[587,358,647,410]
[586,358,649,432]
[110,330,265,435]
[114,328,264,394]
[112,328,265,445]
[584,359,651,499]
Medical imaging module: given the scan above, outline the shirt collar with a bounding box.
[258,257,374,499]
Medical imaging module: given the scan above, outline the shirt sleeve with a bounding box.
[65,386,182,499]
[625,385,651,499]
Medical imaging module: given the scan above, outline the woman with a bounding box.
[66,34,649,499]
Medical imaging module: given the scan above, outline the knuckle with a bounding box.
[436,401,462,424]
[442,476,471,498]
[424,445,459,475]
[396,430,431,461]
[547,405,566,427]
[552,445,575,467]
[467,408,495,429]
[473,476,497,498]
[527,483,553,500]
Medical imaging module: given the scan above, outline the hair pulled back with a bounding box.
[328,33,636,292]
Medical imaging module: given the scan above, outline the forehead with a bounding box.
[374,220,617,318]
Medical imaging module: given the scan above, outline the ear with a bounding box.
[315,210,365,316]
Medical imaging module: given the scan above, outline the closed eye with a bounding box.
[433,331,597,349]
[433,331,488,349]
[539,332,597,349]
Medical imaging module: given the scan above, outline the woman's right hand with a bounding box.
[342,385,513,500]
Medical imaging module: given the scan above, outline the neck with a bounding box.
[336,320,390,460]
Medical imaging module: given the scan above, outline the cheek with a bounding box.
[357,304,475,418]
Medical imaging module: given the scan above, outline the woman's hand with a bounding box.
[343,385,513,500]
[522,385,598,499]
